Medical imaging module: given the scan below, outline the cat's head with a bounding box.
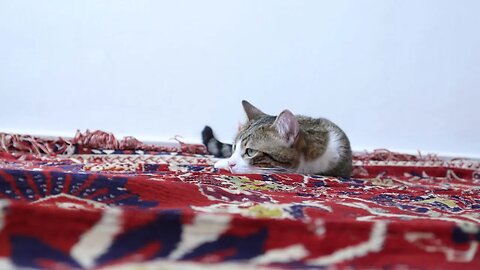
[223,100,303,174]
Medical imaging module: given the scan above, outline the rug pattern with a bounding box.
[0,131,479,269]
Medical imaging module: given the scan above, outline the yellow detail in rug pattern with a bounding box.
[217,175,285,191]
[417,198,459,208]
[248,205,284,218]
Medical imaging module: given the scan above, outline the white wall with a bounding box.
[1,1,479,157]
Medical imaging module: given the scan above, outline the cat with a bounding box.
[202,100,352,177]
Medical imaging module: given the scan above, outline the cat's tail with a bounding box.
[202,126,233,158]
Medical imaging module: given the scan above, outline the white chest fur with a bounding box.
[297,130,341,174]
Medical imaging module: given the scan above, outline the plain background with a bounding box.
[1,1,479,157]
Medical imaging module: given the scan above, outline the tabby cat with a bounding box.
[202,100,352,177]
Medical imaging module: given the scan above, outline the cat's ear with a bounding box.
[273,110,299,145]
[242,100,266,121]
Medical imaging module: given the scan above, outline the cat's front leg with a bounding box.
[214,159,230,170]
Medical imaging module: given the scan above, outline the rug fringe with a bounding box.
[0,130,208,155]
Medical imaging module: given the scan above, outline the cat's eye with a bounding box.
[245,148,258,157]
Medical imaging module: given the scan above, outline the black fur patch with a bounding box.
[201,126,233,158]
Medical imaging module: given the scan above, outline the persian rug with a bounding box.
[0,130,479,270]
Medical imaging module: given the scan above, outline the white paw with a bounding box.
[214,159,229,170]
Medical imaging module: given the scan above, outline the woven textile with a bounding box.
[0,131,479,270]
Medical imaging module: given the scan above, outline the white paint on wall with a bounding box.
[1,1,479,157]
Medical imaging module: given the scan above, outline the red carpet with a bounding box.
[0,130,479,269]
